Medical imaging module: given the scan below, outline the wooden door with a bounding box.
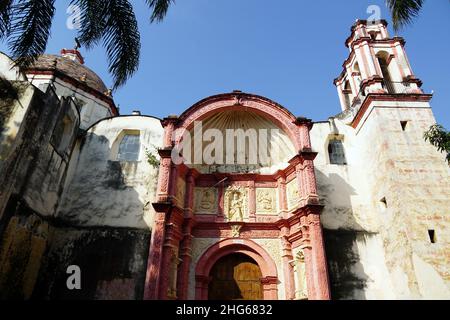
[208,253,263,300]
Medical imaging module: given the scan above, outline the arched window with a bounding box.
[376,51,395,93]
[353,62,362,93]
[369,31,378,41]
[117,133,141,161]
[343,80,352,109]
[328,139,347,165]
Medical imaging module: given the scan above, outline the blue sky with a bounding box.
[1,0,449,127]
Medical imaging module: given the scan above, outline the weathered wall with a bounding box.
[29,76,113,129]
[0,70,81,299]
[56,116,163,230]
[311,101,450,300]
[355,104,450,299]
[1,51,162,299]
[0,211,49,299]
[32,225,150,300]
[0,81,79,222]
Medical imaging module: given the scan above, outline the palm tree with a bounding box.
[0,0,174,89]
[385,0,425,31]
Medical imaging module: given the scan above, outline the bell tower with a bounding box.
[334,19,425,115]
[325,20,449,300]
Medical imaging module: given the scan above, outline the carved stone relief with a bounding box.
[194,187,218,214]
[224,186,248,222]
[230,225,242,238]
[256,188,277,214]
[286,179,300,210]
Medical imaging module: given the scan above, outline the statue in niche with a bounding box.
[229,191,244,221]
[224,186,247,222]
[167,249,180,299]
[292,250,308,300]
[200,189,215,211]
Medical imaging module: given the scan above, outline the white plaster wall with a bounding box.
[0,86,34,173]
[27,75,113,129]
[310,101,450,300]
[0,52,26,81]
[311,120,378,232]
[57,116,163,229]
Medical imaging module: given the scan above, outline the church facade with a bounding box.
[0,20,448,300]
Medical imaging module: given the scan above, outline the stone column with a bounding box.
[158,223,181,300]
[144,211,167,300]
[162,116,177,148]
[277,174,287,218]
[177,233,193,300]
[261,277,278,300]
[144,116,178,299]
[280,234,295,300]
[177,170,196,300]
[300,215,316,300]
[217,182,225,219]
[195,275,210,300]
[300,151,319,205]
[307,210,330,300]
[248,181,256,222]
[156,152,173,203]
[295,117,313,150]
[295,164,307,206]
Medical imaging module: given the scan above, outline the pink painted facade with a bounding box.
[143,92,331,300]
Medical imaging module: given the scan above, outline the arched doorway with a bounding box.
[195,239,278,300]
[208,253,263,300]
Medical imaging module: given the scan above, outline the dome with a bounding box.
[25,54,108,94]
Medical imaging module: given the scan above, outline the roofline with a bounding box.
[25,68,119,116]
[83,114,162,132]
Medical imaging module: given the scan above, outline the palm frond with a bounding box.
[102,0,141,89]
[386,0,425,31]
[70,0,108,48]
[0,0,13,39]
[146,0,174,23]
[8,0,56,66]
